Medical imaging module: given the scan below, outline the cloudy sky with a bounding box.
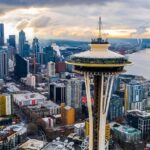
[0,0,150,41]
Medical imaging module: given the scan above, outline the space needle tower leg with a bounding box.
[84,72,93,150]
[94,73,114,150]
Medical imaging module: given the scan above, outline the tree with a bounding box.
[36,118,46,131]
[27,123,38,135]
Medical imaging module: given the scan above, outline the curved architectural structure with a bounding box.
[66,18,131,150]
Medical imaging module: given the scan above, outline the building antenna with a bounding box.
[99,16,102,39]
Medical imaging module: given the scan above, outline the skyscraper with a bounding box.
[0,24,4,46]
[8,35,16,48]
[32,37,39,57]
[19,30,26,57]
[66,78,82,109]
[107,94,123,121]
[125,81,144,111]
[23,41,30,57]
[49,83,66,104]
[14,54,29,78]
[0,50,8,79]
[47,61,55,77]
[67,18,131,150]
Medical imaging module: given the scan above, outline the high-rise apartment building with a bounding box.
[107,94,123,121]
[0,50,8,79]
[8,35,16,48]
[49,83,66,104]
[14,54,29,78]
[0,24,4,46]
[47,61,55,77]
[19,30,26,57]
[66,78,82,109]
[0,94,13,116]
[125,81,144,111]
[23,41,30,57]
[32,37,39,57]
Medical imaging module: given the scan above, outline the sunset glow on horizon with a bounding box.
[0,1,150,41]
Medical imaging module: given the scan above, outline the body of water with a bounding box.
[125,49,150,79]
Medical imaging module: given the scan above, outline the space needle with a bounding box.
[67,17,131,150]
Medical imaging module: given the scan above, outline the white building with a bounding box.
[13,93,46,107]
[66,78,82,109]
[74,123,85,136]
[26,74,36,88]
[47,61,55,77]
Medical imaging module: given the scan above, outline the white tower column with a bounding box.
[84,72,93,150]
[84,72,114,150]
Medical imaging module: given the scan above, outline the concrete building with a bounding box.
[13,93,46,107]
[66,78,82,108]
[27,100,61,117]
[0,94,13,116]
[47,61,55,77]
[127,110,150,139]
[26,74,36,88]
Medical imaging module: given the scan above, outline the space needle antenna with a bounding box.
[99,17,102,39]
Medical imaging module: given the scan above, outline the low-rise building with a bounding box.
[0,123,27,150]
[74,123,85,136]
[19,139,46,150]
[13,93,46,107]
[112,124,141,142]
[27,100,61,117]
[61,104,75,125]
[126,110,150,139]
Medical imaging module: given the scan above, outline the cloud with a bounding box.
[16,20,29,30]
[1,0,150,40]
[0,0,116,7]
[29,16,51,28]
[130,23,149,38]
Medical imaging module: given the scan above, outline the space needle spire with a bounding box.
[99,16,102,39]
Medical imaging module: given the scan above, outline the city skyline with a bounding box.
[0,0,150,41]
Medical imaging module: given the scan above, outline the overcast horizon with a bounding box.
[0,0,150,41]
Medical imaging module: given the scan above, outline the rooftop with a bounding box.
[27,100,60,110]
[13,92,46,102]
[19,139,46,150]
[113,125,141,134]
[67,43,131,69]
[0,123,26,141]
[127,110,150,118]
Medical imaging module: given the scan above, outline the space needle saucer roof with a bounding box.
[67,39,131,68]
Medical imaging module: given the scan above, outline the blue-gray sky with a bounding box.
[0,0,150,40]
